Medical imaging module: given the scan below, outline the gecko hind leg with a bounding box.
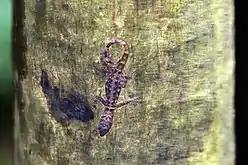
[93,48,116,74]
[120,74,132,88]
[93,59,114,73]
[120,70,137,88]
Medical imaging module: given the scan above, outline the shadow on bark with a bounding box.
[40,70,94,124]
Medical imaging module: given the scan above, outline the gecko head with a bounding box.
[98,122,112,136]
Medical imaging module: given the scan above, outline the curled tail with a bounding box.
[105,38,130,71]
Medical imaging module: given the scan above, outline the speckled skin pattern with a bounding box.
[96,38,136,136]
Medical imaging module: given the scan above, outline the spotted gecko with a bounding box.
[96,38,138,136]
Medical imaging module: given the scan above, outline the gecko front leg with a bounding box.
[116,97,141,108]
[95,96,108,106]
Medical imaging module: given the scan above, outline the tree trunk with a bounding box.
[18,0,234,164]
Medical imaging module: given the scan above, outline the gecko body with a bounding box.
[96,38,137,136]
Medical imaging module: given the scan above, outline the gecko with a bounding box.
[96,38,139,136]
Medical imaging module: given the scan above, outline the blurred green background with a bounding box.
[15,0,234,165]
[0,0,12,164]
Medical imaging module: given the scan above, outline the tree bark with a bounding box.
[19,0,234,164]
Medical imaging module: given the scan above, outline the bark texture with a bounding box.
[17,0,234,164]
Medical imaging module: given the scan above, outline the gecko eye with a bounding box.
[98,123,111,136]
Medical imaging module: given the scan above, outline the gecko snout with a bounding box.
[98,123,112,136]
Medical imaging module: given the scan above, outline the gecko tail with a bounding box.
[106,38,128,49]
[105,38,130,71]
